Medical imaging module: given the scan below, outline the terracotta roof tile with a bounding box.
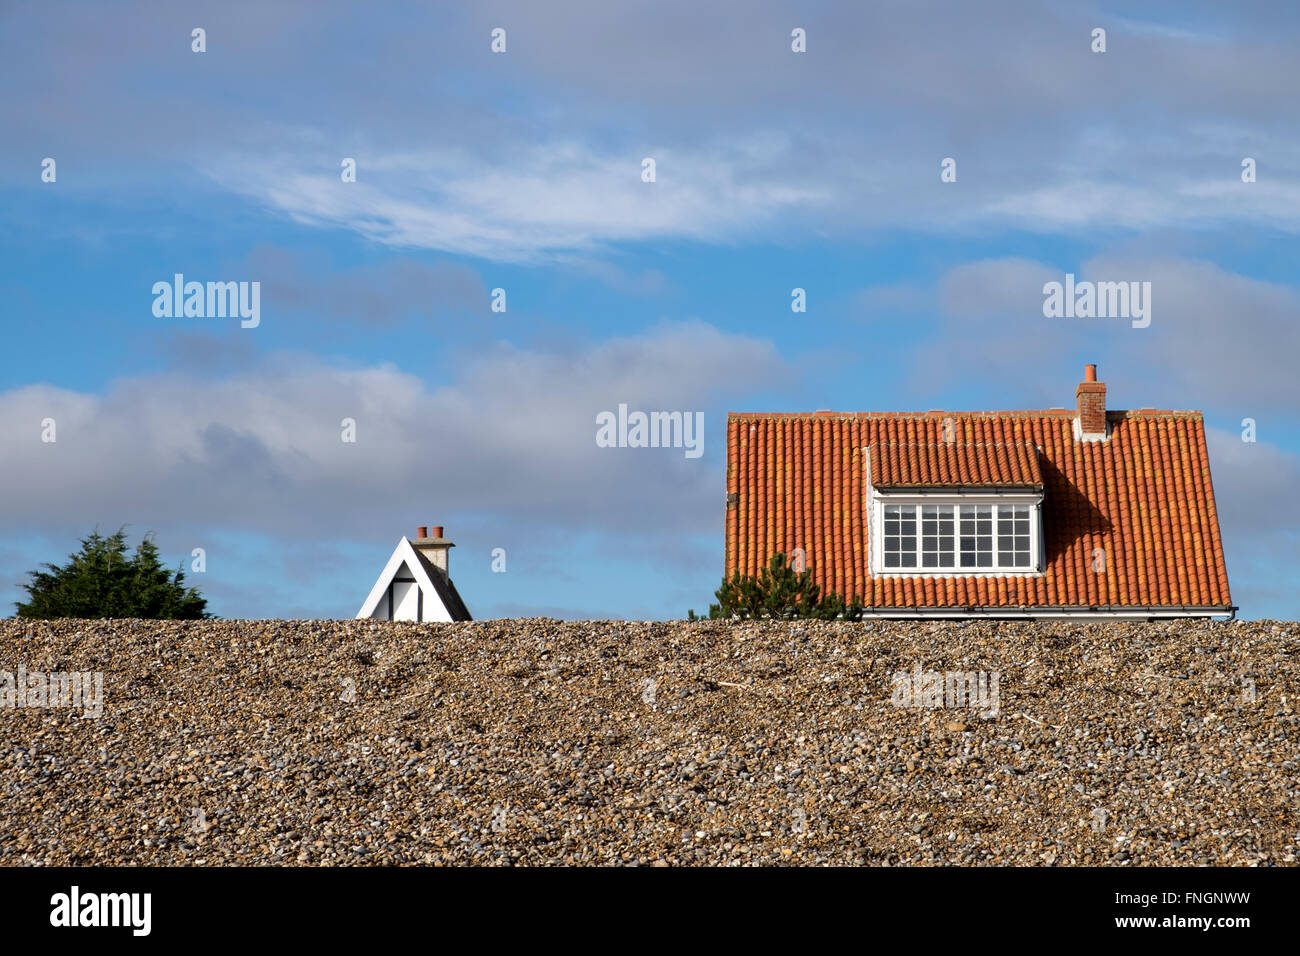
[724,410,1232,610]
[869,441,1043,488]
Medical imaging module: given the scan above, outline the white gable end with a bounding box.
[356,538,457,622]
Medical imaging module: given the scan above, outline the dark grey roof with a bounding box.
[409,549,472,621]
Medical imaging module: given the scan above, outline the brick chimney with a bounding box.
[412,524,453,576]
[1075,364,1107,441]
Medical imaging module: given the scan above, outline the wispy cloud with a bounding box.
[205,139,831,262]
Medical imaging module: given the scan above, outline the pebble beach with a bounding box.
[1,617,1296,866]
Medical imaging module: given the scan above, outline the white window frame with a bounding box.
[869,491,1045,577]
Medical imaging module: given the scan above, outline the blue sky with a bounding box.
[1,0,1297,620]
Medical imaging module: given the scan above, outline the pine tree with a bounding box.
[15,529,210,619]
[688,553,863,621]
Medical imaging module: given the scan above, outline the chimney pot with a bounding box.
[1084,363,1097,382]
[431,525,445,539]
[416,526,428,539]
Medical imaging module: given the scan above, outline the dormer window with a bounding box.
[881,502,1036,571]
[868,442,1045,576]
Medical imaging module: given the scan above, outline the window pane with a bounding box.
[882,503,920,570]
[916,503,955,569]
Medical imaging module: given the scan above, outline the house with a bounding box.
[725,366,1234,619]
[356,525,472,622]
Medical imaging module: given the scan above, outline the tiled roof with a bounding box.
[869,441,1042,488]
[725,410,1232,610]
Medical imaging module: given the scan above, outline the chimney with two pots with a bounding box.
[413,524,452,575]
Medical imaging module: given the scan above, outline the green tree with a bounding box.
[15,528,211,619]
[688,553,863,621]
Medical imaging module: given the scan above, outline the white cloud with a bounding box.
[12,0,1300,248]
[202,124,1300,260]
[1204,426,1300,618]
[981,178,1300,233]
[0,322,787,544]
[913,253,1300,413]
[1206,426,1300,536]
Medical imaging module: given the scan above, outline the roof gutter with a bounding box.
[850,605,1238,621]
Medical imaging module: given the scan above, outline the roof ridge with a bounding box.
[728,409,1203,419]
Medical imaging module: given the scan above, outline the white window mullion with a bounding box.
[871,497,1043,576]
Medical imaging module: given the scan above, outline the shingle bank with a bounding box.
[1,618,1296,866]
